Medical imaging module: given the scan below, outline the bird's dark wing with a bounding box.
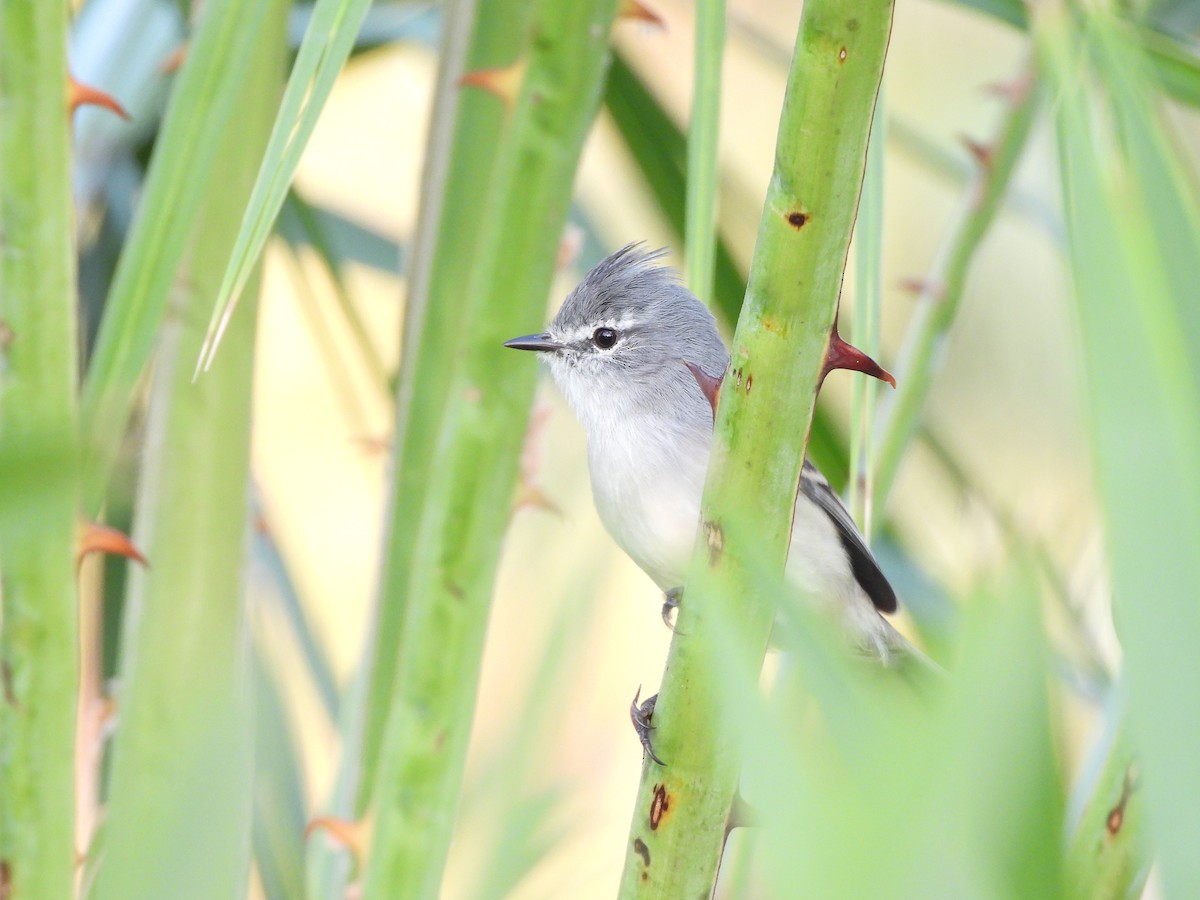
[799,460,897,614]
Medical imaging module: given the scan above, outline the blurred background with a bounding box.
[56,0,1200,896]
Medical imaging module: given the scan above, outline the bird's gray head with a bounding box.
[504,244,729,431]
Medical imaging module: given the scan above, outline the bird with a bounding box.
[504,243,909,663]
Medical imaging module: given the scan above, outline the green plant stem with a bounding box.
[360,1,619,895]
[616,2,893,894]
[0,3,80,896]
[685,0,724,302]
[1066,709,1148,899]
[602,52,850,487]
[848,80,885,532]
[88,5,286,896]
[870,66,1038,520]
[352,0,532,818]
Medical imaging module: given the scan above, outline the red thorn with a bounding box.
[305,816,366,864]
[514,406,558,515]
[685,361,724,416]
[158,43,188,75]
[352,434,392,456]
[618,0,666,27]
[514,483,561,516]
[959,135,993,168]
[458,58,527,107]
[77,520,148,568]
[821,320,895,389]
[898,277,946,301]
[982,74,1032,105]
[67,76,129,120]
[556,225,584,270]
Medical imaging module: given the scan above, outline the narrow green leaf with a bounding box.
[79,0,274,511]
[685,0,725,303]
[195,0,376,373]
[0,2,81,895]
[848,82,885,532]
[1037,6,1200,895]
[251,645,310,900]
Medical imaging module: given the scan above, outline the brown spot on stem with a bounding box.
[1,859,11,900]
[745,374,752,394]
[649,783,671,830]
[0,321,13,350]
[787,211,808,229]
[704,520,725,566]
[2,661,18,709]
[846,18,859,31]
[632,837,651,867]
[838,47,848,62]
[1106,807,1123,835]
[1106,765,1138,837]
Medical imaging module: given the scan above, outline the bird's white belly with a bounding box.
[587,433,706,591]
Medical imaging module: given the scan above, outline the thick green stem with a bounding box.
[617,1,893,894]
[0,2,81,896]
[1066,710,1148,899]
[89,4,286,896]
[360,1,619,894]
[353,0,532,814]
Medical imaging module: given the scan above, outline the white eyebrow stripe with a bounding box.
[559,314,640,344]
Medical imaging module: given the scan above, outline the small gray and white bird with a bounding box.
[505,244,906,660]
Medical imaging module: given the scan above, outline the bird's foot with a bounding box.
[630,686,664,766]
[661,587,682,630]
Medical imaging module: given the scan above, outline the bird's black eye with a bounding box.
[592,327,618,349]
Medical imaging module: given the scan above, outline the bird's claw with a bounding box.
[630,686,665,766]
[661,587,682,631]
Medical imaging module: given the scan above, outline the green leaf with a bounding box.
[1037,6,1200,895]
[195,0,376,373]
[80,0,274,510]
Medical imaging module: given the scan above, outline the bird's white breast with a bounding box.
[585,410,710,591]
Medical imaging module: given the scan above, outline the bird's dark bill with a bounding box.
[503,333,561,352]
